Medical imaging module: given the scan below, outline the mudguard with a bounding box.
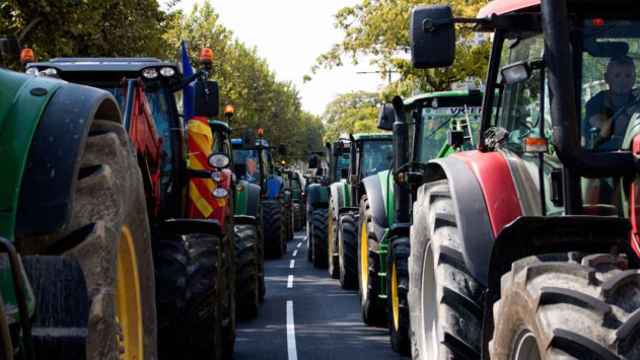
[306,183,329,209]
[362,172,393,242]
[423,151,523,287]
[159,218,222,237]
[234,180,261,218]
[233,214,257,225]
[15,81,121,238]
[329,180,350,220]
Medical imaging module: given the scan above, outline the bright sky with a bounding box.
[173,0,387,116]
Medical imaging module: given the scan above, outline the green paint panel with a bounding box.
[234,184,248,215]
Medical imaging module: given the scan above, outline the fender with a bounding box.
[424,150,523,286]
[306,183,329,209]
[234,180,261,218]
[329,180,349,220]
[233,214,257,226]
[15,81,121,238]
[362,172,390,242]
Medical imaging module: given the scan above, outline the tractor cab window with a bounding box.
[360,140,393,178]
[416,105,480,162]
[334,154,350,180]
[581,19,640,152]
[233,149,261,184]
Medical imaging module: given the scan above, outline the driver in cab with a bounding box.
[585,55,638,150]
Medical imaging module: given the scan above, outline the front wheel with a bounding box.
[262,200,285,258]
[491,252,640,359]
[386,236,410,355]
[338,213,357,290]
[327,202,340,279]
[234,223,260,319]
[312,208,328,268]
[357,196,384,326]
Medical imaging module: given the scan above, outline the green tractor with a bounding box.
[306,140,350,271]
[330,134,393,291]
[27,49,239,358]
[364,90,482,354]
[1,38,157,359]
[232,134,289,259]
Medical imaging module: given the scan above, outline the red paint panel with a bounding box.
[478,0,539,18]
[452,151,522,236]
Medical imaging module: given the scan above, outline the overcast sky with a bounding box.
[172,0,387,116]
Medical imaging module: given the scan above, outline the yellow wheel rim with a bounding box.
[116,226,144,360]
[391,262,400,330]
[360,221,368,290]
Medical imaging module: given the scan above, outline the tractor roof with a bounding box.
[208,119,230,133]
[28,57,179,73]
[231,138,270,148]
[404,89,483,110]
[478,0,633,18]
[353,132,392,141]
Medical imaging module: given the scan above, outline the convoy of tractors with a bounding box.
[3,0,640,358]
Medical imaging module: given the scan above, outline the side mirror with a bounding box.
[410,5,455,69]
[340,168,349,180]
[0,36,20,62]
[500,61,532,85]
[278,144,288,156]
[308,155,319,169]
[194,80,219,117]
[377,103,395,131]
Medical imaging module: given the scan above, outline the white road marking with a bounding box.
[296,242,302,248]
[292,249,298,257]
[290,260,295,269]
[287,275,294,288]
[286,301,298,360]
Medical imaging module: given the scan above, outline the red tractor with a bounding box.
[405,0,640,358]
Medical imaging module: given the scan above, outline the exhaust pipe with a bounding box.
[392,96,410,223]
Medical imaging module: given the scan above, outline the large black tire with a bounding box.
[255,205,266,302]
[220,221,237,359]
[387,236,411,355]
[408,180,483,360]
[327,202,340,279]
[17,119,157,359]
[283,200,294,242]
[25,256,89,359]
[312,208,329,268]
[357,196,385,326]
[234,223,260,319]
[306,204,314,262]
[338,213,358,290]
[262,200,285,258]
[155,233,224,359]
[293,202,304,231]
[490,252,640,359]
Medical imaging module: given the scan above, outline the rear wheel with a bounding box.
[327,202,340,279]
[338,213,358,290]
[293,203,304,231]
[20,119,158,360]
[357,196,385,326]
[234,223,260,319]
[262,200,285,258]
[387,236,410,355]
[491,252,640,359]
[312,208,329,268]
[408,180,483,360]
[155,234,224,359]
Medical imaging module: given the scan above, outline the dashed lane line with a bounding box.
[296,242,302,248]
[292,249,298,257]
[290,260,295,269]
[287,275,294,288]
[286,300,298,360]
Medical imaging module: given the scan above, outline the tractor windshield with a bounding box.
[334,154,350,180]
[233,149,261,184]
[360,140,393,177]
[416,105,480,162]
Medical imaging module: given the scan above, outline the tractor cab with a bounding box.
[347,133,393,206]
[328,139,351,184]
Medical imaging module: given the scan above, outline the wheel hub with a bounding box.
[360,221,369,293]
[391,262,400,330]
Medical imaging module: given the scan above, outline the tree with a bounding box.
[312,0,490,96]
[0,0,171,62]
[322,91,382,142]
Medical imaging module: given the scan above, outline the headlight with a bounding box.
[208,153,230,168]
[212,188,229,198]
[142,68,158,79]
[160,67,175,77]
[25,68,39,75]
[210,171,222,182]
[41,68,58,77]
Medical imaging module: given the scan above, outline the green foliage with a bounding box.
[312,0,490,95]
[322,91,382,142]
[0,0,170,63]
[163,1,324,161]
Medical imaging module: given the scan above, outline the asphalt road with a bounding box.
[234,231,406,360]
